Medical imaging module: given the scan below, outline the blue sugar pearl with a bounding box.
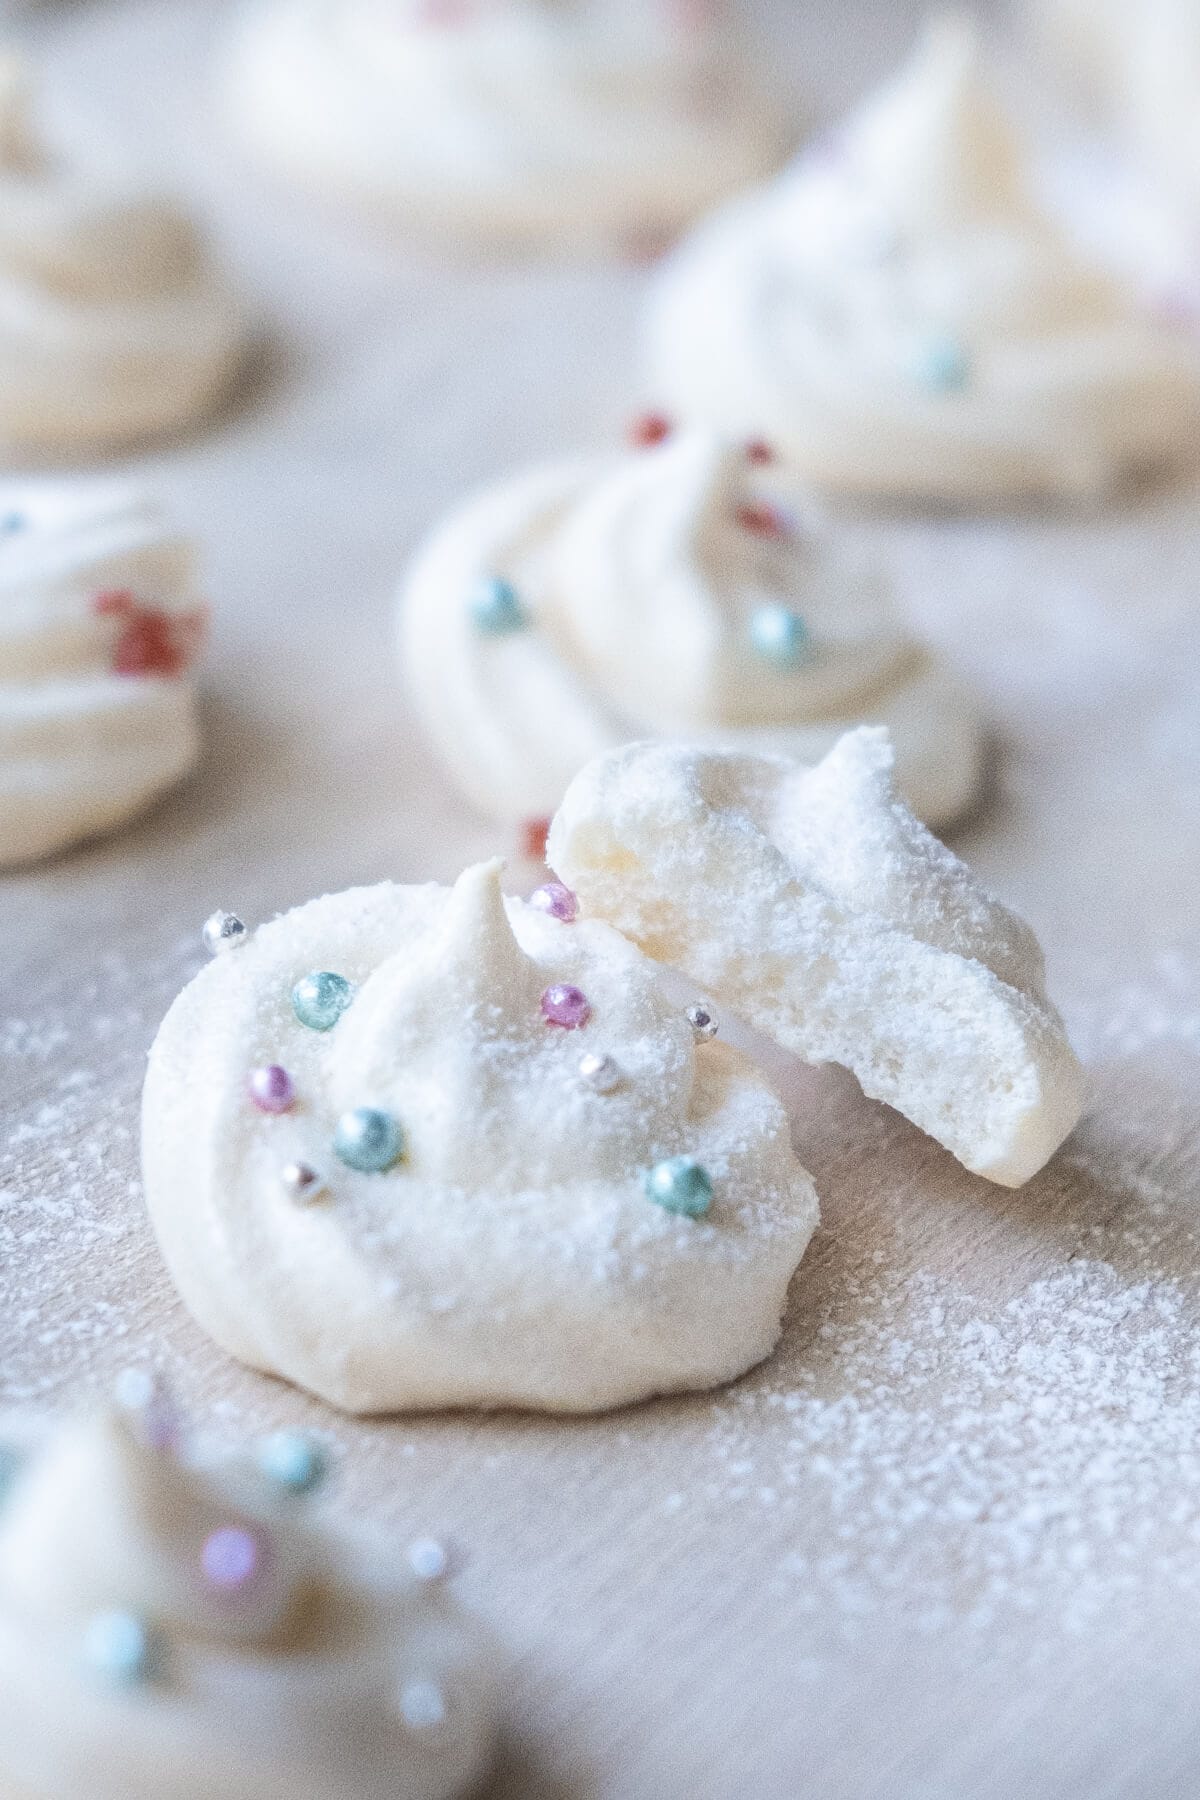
[0,1442,23,1506]
[291,970,355,1032]
[914,334,971,394]
[749,605,811,672]
[83,1611,160,1686]
[643,1155,714,1219]
[0,512,25,536]
[334,1106,405,1173]
[468,576,527,635]
[258,1429,329,1496]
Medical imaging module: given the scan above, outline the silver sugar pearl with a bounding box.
[687,1004,719,1042]
[578,1051,621,1093]
[202,910,247,957]
[407,1537,450,1582]
[398,1678,449,1734]
[280,1161,327,1205]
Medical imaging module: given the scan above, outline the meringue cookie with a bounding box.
[0,1403,499,1800]
[224,0,787,252]
[399,429,983,830]
[548,729,1085,1188]
[0,484,207,869]
[142,859,819,1413]
[645,16,1200,502]
[1046,0,1200,208]
[0,56,244,453]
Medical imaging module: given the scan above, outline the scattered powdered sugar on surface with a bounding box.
[2,924,1200,1650]
[702,1252,1200,1640]
[0,933,199,1400]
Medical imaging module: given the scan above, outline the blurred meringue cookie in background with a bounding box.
[0,1394,500,1800]
[142,859,819,1414]
[399,426,984,832]
[0,486,207,869]
[0,54,245,454]
[1032,0,1200,200]
[1031,0,1200,299]
[549,728,1085,1188]
[645,14,1200,503]
[223,0,789,253]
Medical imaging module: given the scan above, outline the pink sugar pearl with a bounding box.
[248,1064,295,1114]
[529,882,578,924]
[541,984,591,1030]
[201,1525,267,1593]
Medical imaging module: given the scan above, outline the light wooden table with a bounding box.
[4,3,1200,1795]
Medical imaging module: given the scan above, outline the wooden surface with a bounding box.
[4,3,1200,1796]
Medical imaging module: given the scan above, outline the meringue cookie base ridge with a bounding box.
[0,286,247,458]
[0,676,199,870]
[141,877,819,1415]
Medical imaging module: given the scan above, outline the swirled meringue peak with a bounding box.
[0,1399,500,1800]
[399,426,983,830]
[0,55,245,453]
[142,858,819,1413]
[646,15,1200,502]
[0,483,207,868]
[224,0,788,252]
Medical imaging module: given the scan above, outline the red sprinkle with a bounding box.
[629,413,673,450]
[735,502,788,539]
[519,817,551,862]
[93,589,208,678]
[746,439,776,466]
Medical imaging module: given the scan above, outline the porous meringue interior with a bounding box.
[548,728,1085,1188]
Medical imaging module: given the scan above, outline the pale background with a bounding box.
[4,2,1200,1796]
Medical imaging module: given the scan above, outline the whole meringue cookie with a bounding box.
[646,17,1200,502]
[224,0,788,252]
[0,57,244,454]
[0,1404,500,1800]
[0,484,207,868]
[399,429,983,831]
[142,859,818,1413]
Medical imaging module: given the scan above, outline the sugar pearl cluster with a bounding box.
[53,1379,459,1737]
[202,887,724,1222]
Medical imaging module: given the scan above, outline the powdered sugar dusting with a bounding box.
[701,1249,1200,1640]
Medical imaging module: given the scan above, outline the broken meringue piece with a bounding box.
[547,729,1084,1187]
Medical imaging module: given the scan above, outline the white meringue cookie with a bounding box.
[224,0,787,252]
[548,729,1085,1188]
[399,429,983,831]
[0,56,244,453]
[0,1405,500,1800]
[1041,0,1200,207]
[0,484,207,869]
[646,16,1200,502]
[142,859,818,1414]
